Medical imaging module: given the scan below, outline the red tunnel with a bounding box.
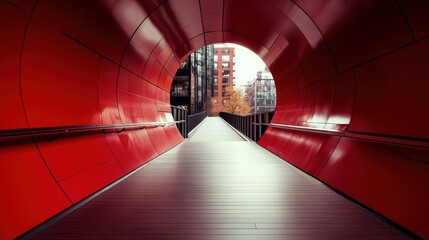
[1,0,428,238]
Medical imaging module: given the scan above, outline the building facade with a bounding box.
[213,44,235,110]
[170,45,214,115]
[246,67,276,114]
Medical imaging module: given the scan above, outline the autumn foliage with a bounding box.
[222,86,250,116]
[208,97,220,116]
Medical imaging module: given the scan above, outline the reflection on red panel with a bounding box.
[148,61,163,85]
[141,97,159,122]
[156,39,173,66]
[60,161,124,202]
[99,59,121,124]
[146,127,172,154]
[264,130,340,176]
[103,129,163,174]
[123,19,163,76]
[37,135,118,181]
[164,53,180,76]
[0,140,71,240]
[0,2,29,130]
[157,69,171,91]
[132,130,160,160]
[105,132,146,172]
[118,68,142,95]
[118,91,143,123]
[147,83,158,100]
[318,138,429,238]
[174,34,206,61]
[163,125,184,145]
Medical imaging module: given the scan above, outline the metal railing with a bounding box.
[171,106,188,138]
[171,106,207,138]
[219,111,274,141]
[267,123,429,148]
[188,111,208,134]
[0,121,184,141]
[220,111,429,148]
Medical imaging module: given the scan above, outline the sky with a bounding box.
[216,43,267,87]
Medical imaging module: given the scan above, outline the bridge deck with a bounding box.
[33,117,407,239]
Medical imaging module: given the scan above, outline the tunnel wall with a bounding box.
[0,1,183,239]
[257,0,429,238]
[1,0,429,239]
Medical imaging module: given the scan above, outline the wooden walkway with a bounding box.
[33,117,408,239]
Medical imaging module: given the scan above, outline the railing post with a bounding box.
[249,115,253,141]
[185,110,189,138]
[257,113,262,141]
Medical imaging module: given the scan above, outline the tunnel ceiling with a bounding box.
[1,0,429,239]
[2,0,428,138]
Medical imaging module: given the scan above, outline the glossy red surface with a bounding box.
[1,0,428,238]
[317,138,429,237]
[0,139,71,240]
[0,2,29,130]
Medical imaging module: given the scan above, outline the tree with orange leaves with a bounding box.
[222,86,250,116]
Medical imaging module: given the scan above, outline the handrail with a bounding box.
[0,121,185,140]
[170,105,188,111]
[219,111,274,142]
[188,111,207,117]
[188,111,208,134]
[264,123,429,148]
[264,123,344,137]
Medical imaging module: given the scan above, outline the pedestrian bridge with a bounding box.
[1,1,428,239]
[31,117,407,239]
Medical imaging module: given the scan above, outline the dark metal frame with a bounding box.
[171,105,207,138]
[219,111,274,142]
[171,105,189,138]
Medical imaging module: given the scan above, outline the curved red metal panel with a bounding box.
[350,38,429,138]
[318,138,429,237]
[0,139,71,240]
[22,19,102,127]
[36,134,125,202]
[0,2,29,130]
[1,0,429,238]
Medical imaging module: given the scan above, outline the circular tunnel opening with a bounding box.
[169,43,276,139]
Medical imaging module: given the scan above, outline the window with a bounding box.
[221,55,230,61]
[222,70,230,76]
[222,49,230,54]
[214,62,218,68]
[214,70,218,76]
[214,78,218,83]
[222,78,229,84]
[221,62,230,68]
